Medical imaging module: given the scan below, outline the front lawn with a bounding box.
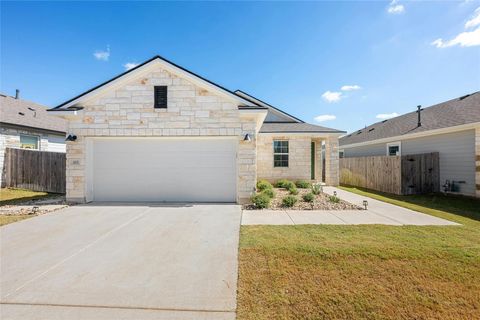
[237,189,480,319]
[0,188,53,206]
[0,214,35,226]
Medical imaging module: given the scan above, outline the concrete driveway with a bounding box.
[1,204,241,320]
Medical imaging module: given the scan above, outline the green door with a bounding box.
[311,142,315,180]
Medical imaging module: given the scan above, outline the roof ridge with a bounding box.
[50,55,261,110]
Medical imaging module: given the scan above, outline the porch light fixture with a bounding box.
[363,200,368,210]
[243,133,252,142]
[66,134,77,142]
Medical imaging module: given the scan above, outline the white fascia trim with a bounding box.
[57,58,255,110]
[340,122,480,149]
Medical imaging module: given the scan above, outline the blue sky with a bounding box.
[1,1,479,133]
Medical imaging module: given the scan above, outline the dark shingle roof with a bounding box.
[260,122,345,133]
[340,92,480,146]
[0,94,66,133]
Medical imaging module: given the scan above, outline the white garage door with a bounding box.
[90,138,237,202]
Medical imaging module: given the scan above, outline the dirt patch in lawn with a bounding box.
[244,188,361,210]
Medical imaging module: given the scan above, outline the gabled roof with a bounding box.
[0,93,66,133]
[234,90,304,123]
[340,92,480,146]
[49,55,259,111]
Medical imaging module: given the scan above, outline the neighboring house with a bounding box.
[339,92,480,197]
[1,92,67,187]
[49,55,344,203]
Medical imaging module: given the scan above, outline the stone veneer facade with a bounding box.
[65,65,258,203]
[324,137,340,186]
[256,134,339,185]
[476,127,480,197]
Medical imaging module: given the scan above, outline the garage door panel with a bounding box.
[91,138,237,202]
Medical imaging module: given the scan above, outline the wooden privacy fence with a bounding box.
[340,152,439,195]
[3,148,66,193]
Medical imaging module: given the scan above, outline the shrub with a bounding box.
[328,195,340,203]
[311,184,322,195]
[295,180,312,189]
[284,181,296,190]
[289,186,299,195]
[275,179,291,188]
[302,192,315,202]
[261,188,275,199]
[256,179,273,192]
[251,193,271,209]
[282,195,298,207]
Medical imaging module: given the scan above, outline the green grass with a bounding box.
[237,189,480,319]
[0,214,35,226]
[339,186,480,223]
[0,188,54,206]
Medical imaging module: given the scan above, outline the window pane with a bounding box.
[274,154,288,167]
[388,145,399,156]
[273,140,288,153]
[20,135,38,149]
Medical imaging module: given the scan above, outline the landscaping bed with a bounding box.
[0,188,68,226]
[244,179,360,210]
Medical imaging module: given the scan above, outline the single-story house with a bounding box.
[49,55,344,203]
[1,91,66,187]
[339,92,480,197]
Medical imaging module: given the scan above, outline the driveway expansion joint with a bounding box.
[0,302,236,314]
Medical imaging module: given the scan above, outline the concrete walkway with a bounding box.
[242,187,459,226]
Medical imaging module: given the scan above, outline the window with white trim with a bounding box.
[20,135,39,150]
[339,149,345,158]
[387,142,401,156]
[273,140,289,167]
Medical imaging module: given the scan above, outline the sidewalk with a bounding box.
[241,187,459,226]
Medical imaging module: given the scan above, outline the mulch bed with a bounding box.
[244,188,361,210]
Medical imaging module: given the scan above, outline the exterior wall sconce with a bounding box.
[243,133,252,142]
[66,134,77,142]
[363,200,368,210]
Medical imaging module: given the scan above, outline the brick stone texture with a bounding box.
[65,65,258,203]
[476,127,480,197]
[325,137,340,186]
[257,135,332,184]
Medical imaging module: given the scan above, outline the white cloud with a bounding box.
[465,7,480,29]
[341,85,361,91]
[93,45,110,61]
[376,112,399,119]
[123,62,139,70]
[322,91,342,103]
[432,26,480,48]
[432,7,480,48]
[314,114,336,122]
[387,0,405,14]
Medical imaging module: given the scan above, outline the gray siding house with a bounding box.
[0,92,67,187]
[339,92,480,197]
